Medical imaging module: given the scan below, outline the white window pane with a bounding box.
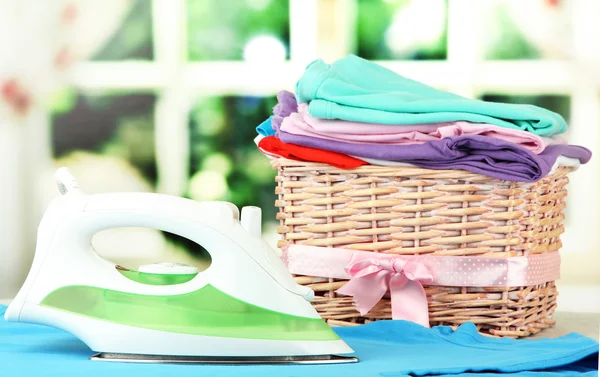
[481,0,573,60]
[51,91,158,188]
[91,0,154,61]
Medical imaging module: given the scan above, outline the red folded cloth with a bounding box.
[258,136,367,169]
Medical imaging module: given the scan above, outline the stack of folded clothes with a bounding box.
[255,55,592,182]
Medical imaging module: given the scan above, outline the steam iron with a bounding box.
[5,168,357,365]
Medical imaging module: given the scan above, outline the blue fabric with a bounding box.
[256,116,276,136]
[295,55,568,137]
[0,305,596,377]
[420,356,598,377]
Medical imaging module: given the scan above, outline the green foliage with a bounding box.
[187,0,290,60]
[92,0,154,61]
[356,0,447,60]
[48,87,77,115]
[356,0,402,59]
[481,94,570,121]
[482,4,539,60]
[188,96,278,225]
[51,93,158,182]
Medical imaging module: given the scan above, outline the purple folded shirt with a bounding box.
[277,131,591,182]
[272,90,297,132]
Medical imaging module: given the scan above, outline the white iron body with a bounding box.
[5,168,354,359]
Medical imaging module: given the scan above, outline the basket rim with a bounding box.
[270,157,573,181]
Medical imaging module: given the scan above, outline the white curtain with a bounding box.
[0,0,133,298]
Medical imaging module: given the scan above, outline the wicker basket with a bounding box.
[272,158,572,338]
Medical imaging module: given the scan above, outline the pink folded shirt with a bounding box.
[278,103,565,154]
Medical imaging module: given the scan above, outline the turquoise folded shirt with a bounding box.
[295,55,568,137]
[0,305,596,377]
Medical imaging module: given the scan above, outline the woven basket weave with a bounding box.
[272,158,572,338]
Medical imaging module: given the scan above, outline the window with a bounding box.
[356,0,448,61]
[187,0,290,61]
[55,0,600,304]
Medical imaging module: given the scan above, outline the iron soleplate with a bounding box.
[91,352,359,365]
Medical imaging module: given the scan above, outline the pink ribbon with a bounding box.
[281,245,561,287]
[281,245,561,327]
[336,256,433,327]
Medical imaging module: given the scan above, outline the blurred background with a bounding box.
[1,0,599,311]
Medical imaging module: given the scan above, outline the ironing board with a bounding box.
[1,300,598,377]
[0,299,597,340]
